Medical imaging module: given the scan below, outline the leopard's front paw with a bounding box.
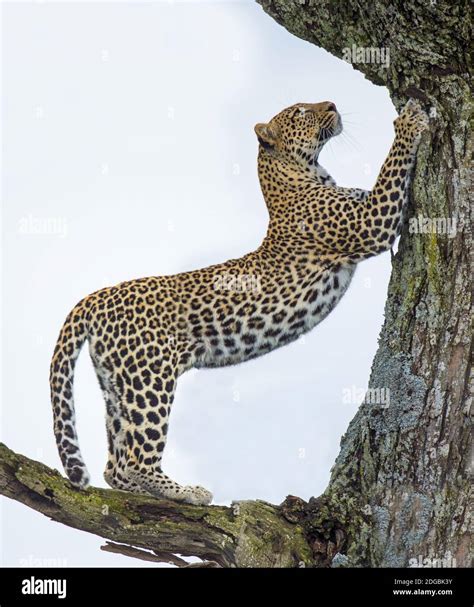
[394,98,429,139]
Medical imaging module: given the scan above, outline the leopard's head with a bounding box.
[254,102,342,166]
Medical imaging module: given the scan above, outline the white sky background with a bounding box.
[1,0,397,566]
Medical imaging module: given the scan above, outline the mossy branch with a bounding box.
[0,442,321,568]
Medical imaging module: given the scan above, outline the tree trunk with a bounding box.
[0,1,471,567]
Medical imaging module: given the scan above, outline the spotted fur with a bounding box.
[50,99,428,505]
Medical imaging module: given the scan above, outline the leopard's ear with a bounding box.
[254,122,279,149]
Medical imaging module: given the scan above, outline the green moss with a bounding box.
[227,501,313,567]
[425,231,441,293]
[2,444,315,567]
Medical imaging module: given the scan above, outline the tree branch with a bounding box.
[100,541,190,567]
[0,442,318,568]
[256,0,469,95]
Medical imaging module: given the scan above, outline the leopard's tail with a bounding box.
[50,298,90,488]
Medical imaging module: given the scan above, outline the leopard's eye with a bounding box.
[299,107,315,119]
[291,107,311,122]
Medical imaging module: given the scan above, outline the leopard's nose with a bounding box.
[326,102,337,112]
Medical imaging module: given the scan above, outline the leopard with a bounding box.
[50,98,429,505]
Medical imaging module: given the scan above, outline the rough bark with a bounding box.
[1,1,471,567]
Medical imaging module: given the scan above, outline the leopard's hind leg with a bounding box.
[93,363,145,494]
[116,364,212,506]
